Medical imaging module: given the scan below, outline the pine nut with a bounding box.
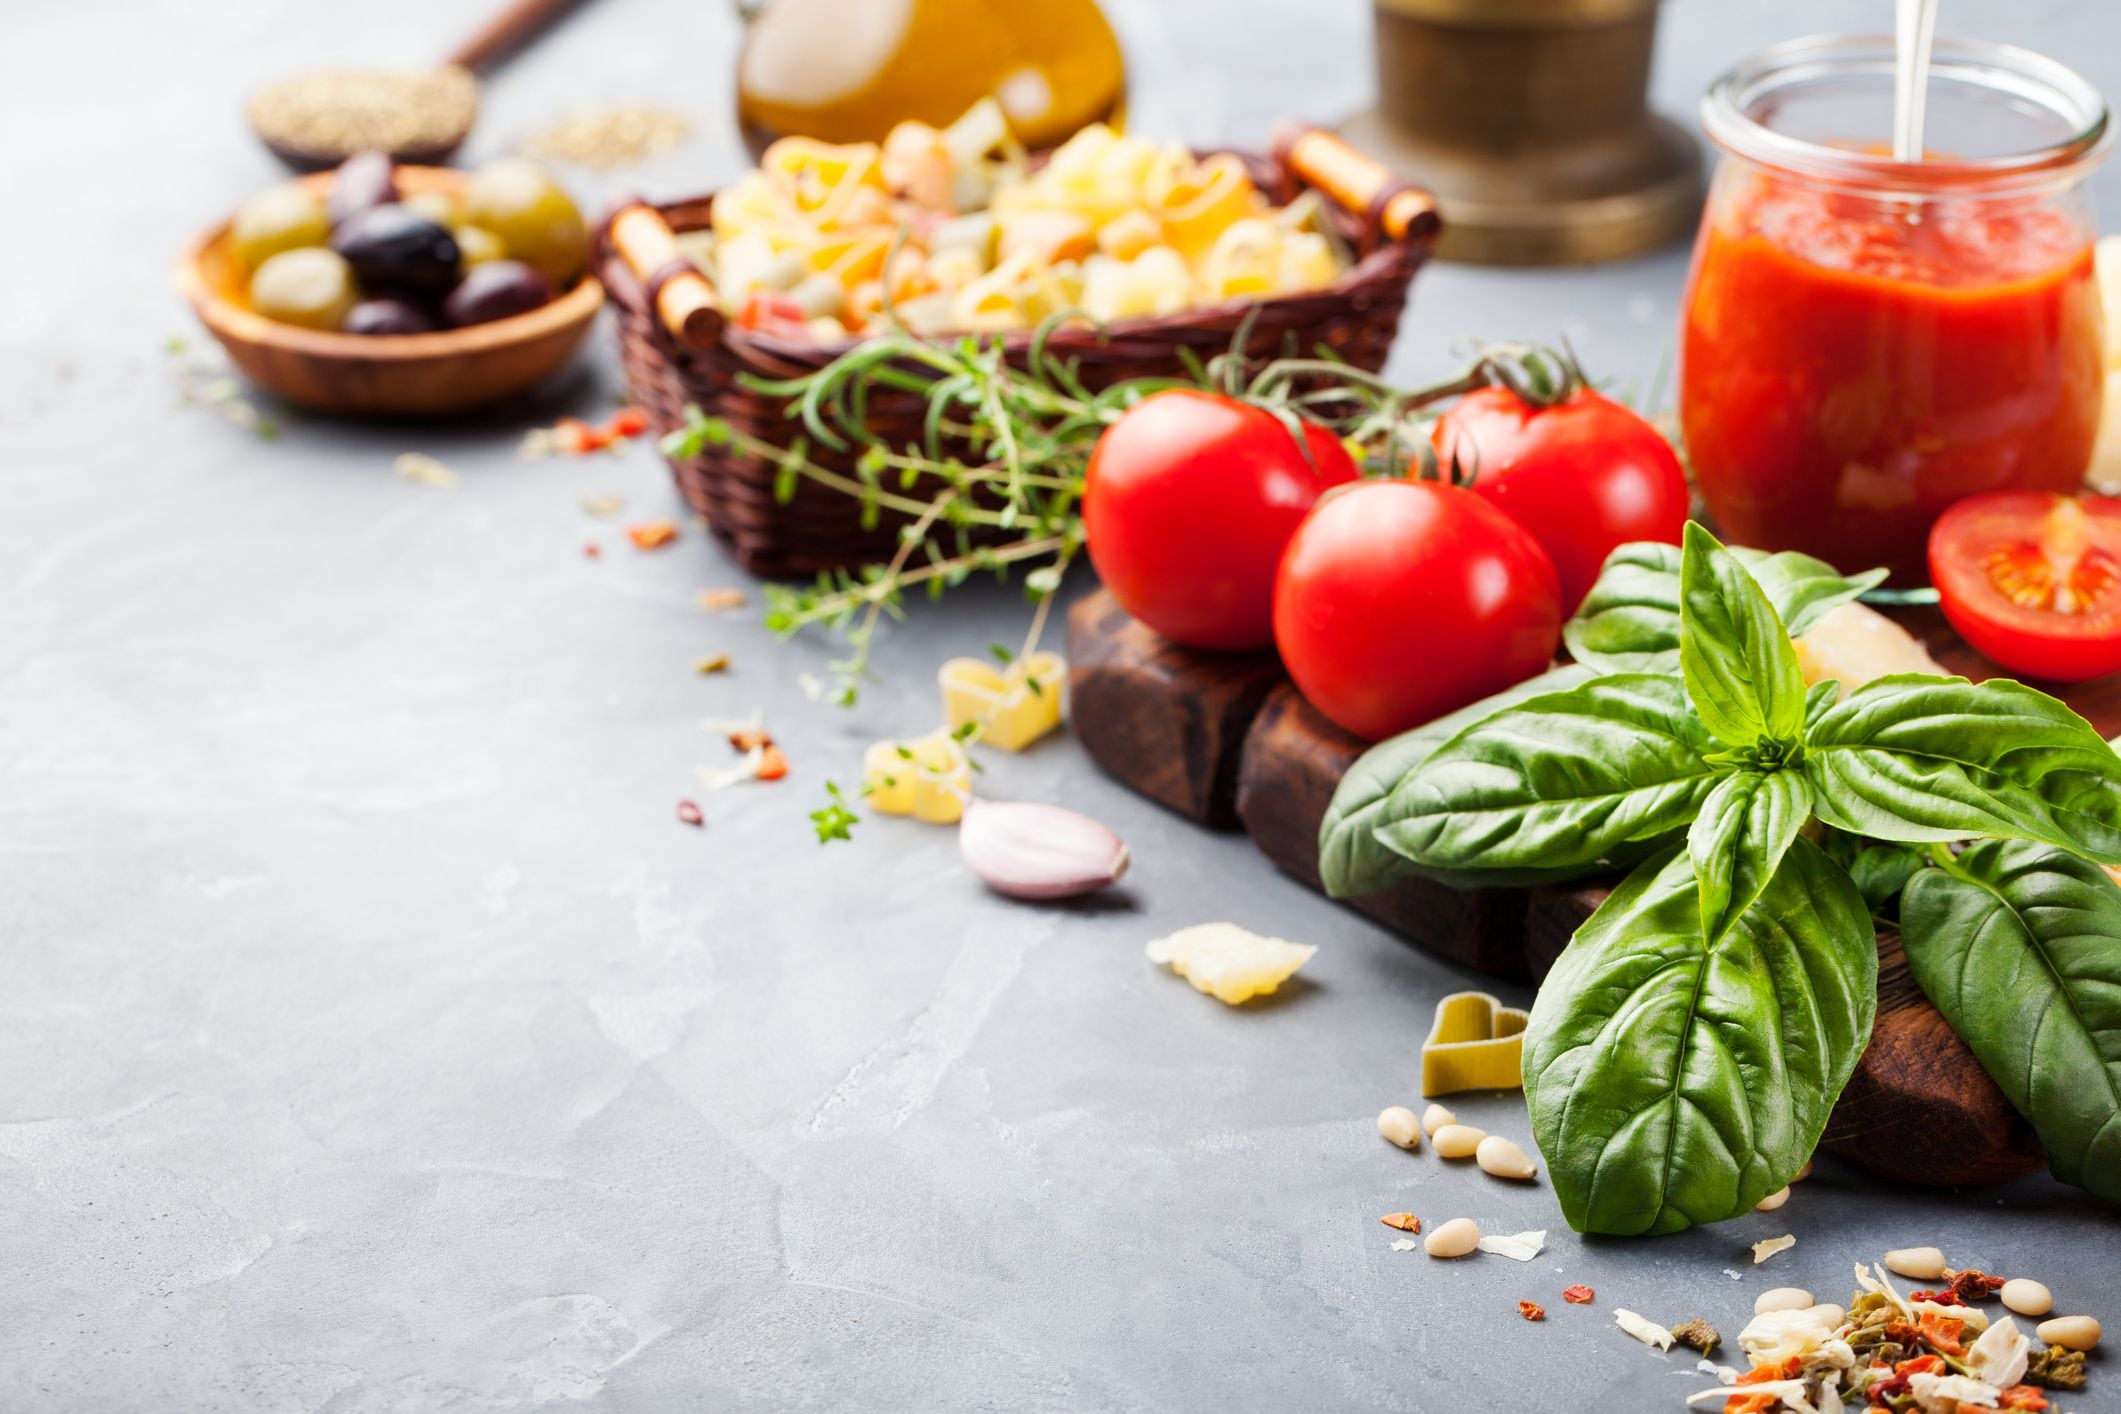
[1883,1246,1947,1280]
[1377,1106,1422,1149]
[2001,1279,2053,1317]
[1756,1186,1790,1212]
[1474,1134,1537,1179]
[1424,1217,1480,1258]
[2036,1315,2100,1351]
[1420,1102,1457,1137]
[1792,1160,1813,1183]
[1432,1124,1486,1159]
[1754,1287,1815,1315]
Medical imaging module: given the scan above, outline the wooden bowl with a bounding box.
[175,166,604,418]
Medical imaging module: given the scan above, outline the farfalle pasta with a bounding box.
[676,100,1349,341]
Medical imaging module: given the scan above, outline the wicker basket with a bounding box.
[594,125,1440,579]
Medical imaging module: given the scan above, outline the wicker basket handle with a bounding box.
[1272,123,1440,250]
[605,201,724,349]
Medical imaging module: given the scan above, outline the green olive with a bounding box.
[401,190,463,231]
[232,183,330,271]
[249,247,359,330]
[456,224,509,271]
[462,158,585,287]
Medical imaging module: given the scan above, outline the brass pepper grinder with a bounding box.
[1338,0,1700,265]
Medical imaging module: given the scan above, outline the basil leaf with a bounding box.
[1566,541,1884,675]
[1320,666,1594,898]
[1376,674,1721,878]
[1805,675,2121,864]
[1686,769,1812,940]
[1804,680,1840,730]
[1844,838,1926,918]
[1901,841,2121,1202]
[1526,838,1877,1235]
[1679,523,1808,749]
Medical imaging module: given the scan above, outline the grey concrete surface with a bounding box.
[5,1,2120,1409]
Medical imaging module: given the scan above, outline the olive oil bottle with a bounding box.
[735,0,1126,157]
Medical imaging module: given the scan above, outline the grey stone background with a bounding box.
[4,0,2119,1409]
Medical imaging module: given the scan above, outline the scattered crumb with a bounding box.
[628,520,680,550]
[1380,1214,1420,1233]
[1519,1301,1545,1322]
[1723,1269,1745,1281]
[698,747,766,791]
[1614,1309,1676,1352]
[696,587,748,612]
[1388,1239,1417,1253]
[580,494,626,518]
[675,799,704,828]
[394,452,459,489]
[583,542,602,559]
[1563,1286,1595,1305]
[1752,1235,1796,1265]
[694,654,731,675]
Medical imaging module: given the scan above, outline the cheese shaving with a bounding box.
[1615,1308,1676,1351]
[1752,1234,1796,1264]
[1475,1230,1547,1262]
[1388,1238,1417,1253]
[1686,1383,1806,1408]
[1967,1314,2029,1389]
[697,746,766,790]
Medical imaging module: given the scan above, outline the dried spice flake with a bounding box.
[1563,1285,1595,1305]
[694,654,731,675]
[1519,1301,1546,1322]
[580,494,626,518]
[1380,1213,1421,1233]
[1946,1269,2008,1303]
[583,542,602,559]
[2028,1343,2087,1391]
[675,799,704,828]
[1669,1319,1721,1353]
[696,587,748,612]
[627,520,680,550]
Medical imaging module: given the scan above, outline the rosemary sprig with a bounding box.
[659,324,1540,706]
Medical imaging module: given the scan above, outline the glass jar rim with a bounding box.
[1702,33,2112,196]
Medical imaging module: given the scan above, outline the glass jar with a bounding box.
[1681,36,2111,583]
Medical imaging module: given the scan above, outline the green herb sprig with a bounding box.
[660,324,1542,706]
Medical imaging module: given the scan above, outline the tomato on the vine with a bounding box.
[1930,491,2121,683]
[1433,383,1688,610]
[1083,389,1360,650]
[1273,479,1563,742]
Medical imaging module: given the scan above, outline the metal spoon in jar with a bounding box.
[1892,0,1940,161]
[248,0,592,171]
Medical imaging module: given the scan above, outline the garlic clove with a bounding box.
[959,798,1129,900]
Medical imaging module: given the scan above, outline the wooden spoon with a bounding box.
[248,0,592,171]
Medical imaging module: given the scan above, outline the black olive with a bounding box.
[442,260,558,327]
[330,204,460,299]
[342,297,438,335]
[328,150,399,228]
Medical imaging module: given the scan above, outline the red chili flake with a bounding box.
[1916,1312,1965,1357]
[675,799,704,828]
[1379,1213,1420,1233]
[553,416,611,455]
[1909,1289,1963,1306]
[1893,1354,1945,1378]
[583,542,602,559]
[1561,1285,1595,1305]
[1999,1384,2050,1411]
[1946,1268,2007,1302]
[627,520,679,550]
[607,407,649,439]
[1884,1320,1921,1348]
[756,744,790,781]
[1518,1300,1545,1322]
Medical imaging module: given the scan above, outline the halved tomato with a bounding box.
[1929,491,2121,683]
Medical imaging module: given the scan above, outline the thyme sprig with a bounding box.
[660,323,1542,706]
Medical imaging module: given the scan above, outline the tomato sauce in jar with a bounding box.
[1681,37,2112,583]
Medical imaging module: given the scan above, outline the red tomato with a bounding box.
[1083,390,1360,650]
[1433,385,1689,610]
[1273,479,1563,741]
[1929,491,2121,683]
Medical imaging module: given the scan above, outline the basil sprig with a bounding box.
[1355,522,2121,1234]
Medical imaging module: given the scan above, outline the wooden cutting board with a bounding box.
[1067,587,2114,1187]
